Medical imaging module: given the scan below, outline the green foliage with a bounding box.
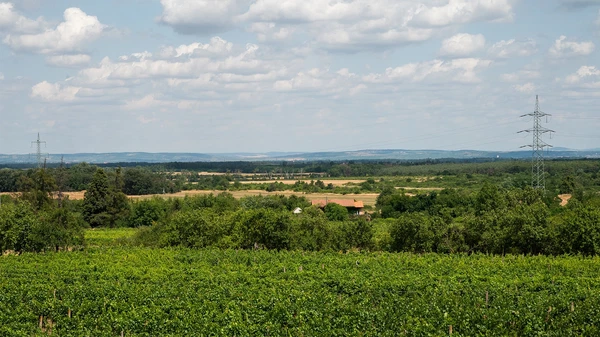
[123,167,179,195]
[37,208,86,251]
[390,213,445,253]
[160,209,227,248]
[0,168,23,192]
[128,198,167,228]
[554,204,600,255]
[83,168,131,228]
[4,249,600,336]
[0,201,84,253]
[18,167,57,211]
[82,169,111,228]
[233,208,292,250]
[0,201,40,252]
[323,202,348,221]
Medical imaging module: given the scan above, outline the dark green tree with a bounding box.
[19,166,56,211]
[324,202,348,221]
[82,169,111,227]
[107,167,130,227]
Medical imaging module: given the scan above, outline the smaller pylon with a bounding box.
[30,133,49,168]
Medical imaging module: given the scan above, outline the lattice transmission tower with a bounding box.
[30,133,49,168]
[518,95,554,190]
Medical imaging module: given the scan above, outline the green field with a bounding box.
[2,229,600,336]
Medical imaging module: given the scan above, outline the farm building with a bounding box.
[311,199,365,215]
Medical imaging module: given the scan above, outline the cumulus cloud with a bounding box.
[0,2,44,33]
[501,70,540,82]
[549,35,595,58]
[158,0,249,34]
[3,7,106,54]
[412,0,515,27]
[30,81,80,102]
[157,37,234,59]
[513,82,536,93]
[564,65,600,84]
[248,22,293,42]
[439,33,485,57]
[488,39,537,58]
[159,0,516,51]
[30,38,296,103]
[46,54,91,68]
[364,58,492,84]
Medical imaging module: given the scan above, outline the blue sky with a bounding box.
[0,0,599,154]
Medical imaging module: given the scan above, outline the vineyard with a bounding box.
[2,242,600,336]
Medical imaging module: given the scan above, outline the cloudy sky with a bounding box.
[0,0,599,154]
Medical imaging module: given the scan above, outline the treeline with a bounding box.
[123,158,600,178]
[0,163,183,195]
[0,167,85,253]
[129,194,372,252]
[375,184,600,255]
[121,183,600,255]
[2,162,600,255]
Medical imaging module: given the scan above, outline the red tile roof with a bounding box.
[311,199,364,208]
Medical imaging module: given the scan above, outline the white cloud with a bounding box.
[364,58,492,84]
[0,2,44,33]
[3,7,105,54]
[125,95,169,111]
[439,33,485,57]
[513,82,536,93]
[549,35,595,58]
[248,22,293,42]
[30,81,80,102]
[564,65,600,84]
[158,0,248,34]
[0,72,3,80]
[157,37,234,59]
[46,54,91,68]
[412,0,515,27]
[159,0,516,51]
[31,38,295,103]
[488,39,537,58]
[501,70,540,82]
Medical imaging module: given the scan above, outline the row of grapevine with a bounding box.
[2,248,600,336]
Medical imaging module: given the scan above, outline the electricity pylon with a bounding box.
[30,133,48,168]
[518,95,554,190]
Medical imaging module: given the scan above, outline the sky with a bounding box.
[0,0,599,155]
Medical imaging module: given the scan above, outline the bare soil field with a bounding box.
[395,187,445,191]
[196,172,325,177]
[52,190,379,207]
[235,179,367,186]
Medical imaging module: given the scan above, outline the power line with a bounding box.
[518,95,554,190]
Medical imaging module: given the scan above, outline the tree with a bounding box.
[107,167,130,227]
[82,169,111,227]
[324,202,348,221]
[0,201,40,253]
[19,166,56,211]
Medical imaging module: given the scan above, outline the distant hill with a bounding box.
[0,149,599,165]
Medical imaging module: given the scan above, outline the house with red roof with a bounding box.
[311,199,365,215]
